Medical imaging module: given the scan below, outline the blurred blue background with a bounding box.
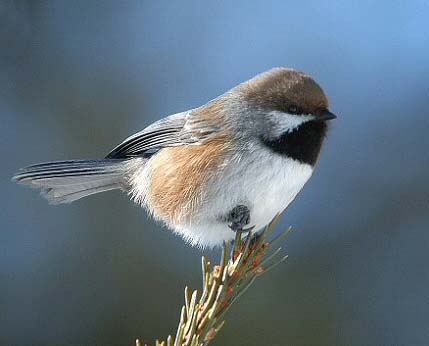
[1,1,429,345]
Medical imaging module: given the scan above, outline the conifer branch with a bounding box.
[136,214,291,346]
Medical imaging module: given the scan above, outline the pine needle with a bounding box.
[136,217,291,346]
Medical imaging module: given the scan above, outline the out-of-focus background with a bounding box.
[1,1,428,345]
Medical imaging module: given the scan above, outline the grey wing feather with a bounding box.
[106,111,217,159]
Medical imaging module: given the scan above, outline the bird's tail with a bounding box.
[12,159,127,204]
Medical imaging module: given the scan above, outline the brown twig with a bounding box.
[136,214,291,346]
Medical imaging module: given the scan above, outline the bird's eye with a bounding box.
[288,105,300,114]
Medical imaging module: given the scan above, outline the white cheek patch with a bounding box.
[267,111,315,137]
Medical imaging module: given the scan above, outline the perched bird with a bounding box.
[13,67,336,247]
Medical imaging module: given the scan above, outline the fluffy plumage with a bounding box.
[13,67,335,247]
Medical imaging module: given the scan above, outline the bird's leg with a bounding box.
[227,205,251,233]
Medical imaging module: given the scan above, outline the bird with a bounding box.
[13,67,336,248]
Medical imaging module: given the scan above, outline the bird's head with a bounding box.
[237,67,336,136]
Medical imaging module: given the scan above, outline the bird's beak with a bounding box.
[318,110,337,121]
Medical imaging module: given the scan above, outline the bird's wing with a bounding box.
[105,110,219,159]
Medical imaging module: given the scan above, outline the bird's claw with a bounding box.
[228,224,255,233]
[227,204,251,233]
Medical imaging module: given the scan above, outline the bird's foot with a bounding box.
[227,205,252,233]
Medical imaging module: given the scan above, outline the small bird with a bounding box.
[13,67,336,247]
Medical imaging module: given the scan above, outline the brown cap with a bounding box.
[238,67,330,117]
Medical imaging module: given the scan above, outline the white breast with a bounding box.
[173,145,313,248]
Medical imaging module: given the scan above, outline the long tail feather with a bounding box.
[12,159,127,204]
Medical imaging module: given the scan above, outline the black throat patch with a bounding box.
[261,121,327,166]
